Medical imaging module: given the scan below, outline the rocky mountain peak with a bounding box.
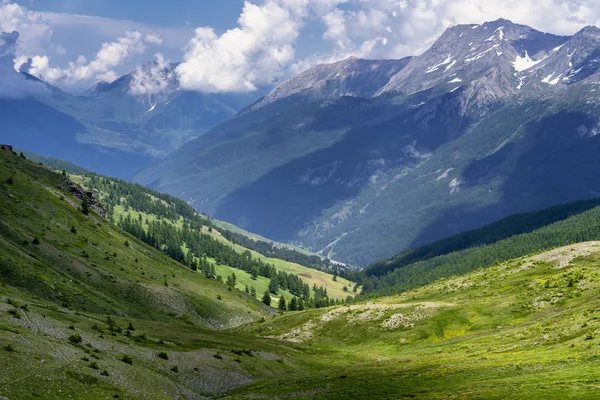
[250,55,411,110]
[577,25,600,37]
[516,24,600,88]
[245,20,597,113]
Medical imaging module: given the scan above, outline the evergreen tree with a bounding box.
[297,298,305,311]
[261,291,271,306]
[226,273,237,288]
[268,277,279,294]
[289,297,298,311]
[245,285,250,294]
[80,197,91,215]
[250,286,257,298]
[278,297,287,311]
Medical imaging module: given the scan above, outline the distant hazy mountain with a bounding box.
[0,53,261,178]
[136,19,600,267]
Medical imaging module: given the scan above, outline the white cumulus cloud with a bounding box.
[0,31,45,98]
[5,0,600,94]
[316,0,600,61]
[176,0,307,93]
[0,0,52,57]
[25,30,162,84]
[129,53,174,96]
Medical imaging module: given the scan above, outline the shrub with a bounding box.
[157,352,169,360]
[32,237,40,245]
[68,334,82,344]
[170,365,178,373]
[119,354,133,365]
[101,369,110,377]
[213,353,223,359]
[8,309,20,319]
[3,344,15,352]
[71,226,77,234]
[6,176,13,184]
[88,362,99,370]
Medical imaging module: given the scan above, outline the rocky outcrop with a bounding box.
[66,181,107,218]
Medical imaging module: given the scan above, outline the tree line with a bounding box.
[355,198,600,298]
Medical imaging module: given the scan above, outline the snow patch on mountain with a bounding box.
[426,55,454,73]
[513,51,541,71]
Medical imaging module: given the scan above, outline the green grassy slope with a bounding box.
[68,173,356,303]
[0,150,265,327]
[231,241,600,399]
[4,147,600,398]
[358,197,600,296]
[366,197,600,277]
[0,147,329,399]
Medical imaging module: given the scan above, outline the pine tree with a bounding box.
[80,197,91,215]
[226,273,237,288]
[268,277,279,294]
[278,297,287,311]
[289,297,298,311]
[245,285,250,294]
[298,298,305,311]
[250,286,257,298]
[261,291,271,306]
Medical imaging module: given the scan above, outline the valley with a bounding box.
[3,145,600,398]
[4,8,600,399]
[135,20,600,267]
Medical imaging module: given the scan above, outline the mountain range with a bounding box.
[6,19,600,267]
[0,32,261,178]
[134,19,600,266]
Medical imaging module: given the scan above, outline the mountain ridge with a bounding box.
[136,18,600,266]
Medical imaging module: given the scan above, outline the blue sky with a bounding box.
[16,0,245,29]
[3,0,600,94]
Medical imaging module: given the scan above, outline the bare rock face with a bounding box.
[521,26,600,88]
[250,19,583,114]
[376,19,568,100]
[65,181,107,218]
[251,56,411,110]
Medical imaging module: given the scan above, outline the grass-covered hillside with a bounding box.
[4,146,600,398]
[232,241,600,399]
[0,145,329,399]
[65,169,356,307]
[0,149,267,327]
[358,197,600,296]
